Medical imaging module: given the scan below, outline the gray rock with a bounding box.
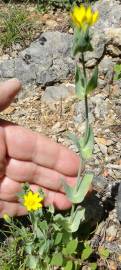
[91,94,109,119]
[85,0,121,65]
[84,32,106,65]
[0,59,15,78]
[74,99,94,124]
[94,0,121,29]
[14,58,36,84]
[99,56,115,82]
[0,31,74,90]
[21,31,74,86]
[41,83,75,103]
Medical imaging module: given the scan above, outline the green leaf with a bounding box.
[27,255,38,269]
[75,65,86,100]
[114,64,121,80]
[72,27,93,56]
[80,125,94,160]
[65,239,78,255]
[63,173,93,204]
[64,261,73,270]
[69,207,85,232]
[89,262,97,270]
[81,244,93,261]
[48,204,55,214]
[98,247,110,259]
[25,243,33,255]
[51,253,63,266]
[38,221,48,232]
[86,66,98,95]
[54,232,63,245]
[54,214,70,232]
[67,132,80,153]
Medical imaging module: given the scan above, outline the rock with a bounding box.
[0,59,15,78]
[21,31,74,86]
[116,182,121,222]
[106,28,121,57]
[45,19,58,28]
[0,31,74,96]
[99,56,115,82]
[2,106,15,114]
[84,32,106,65]
[14,58,36,84]
[98,79,106,89]
[94,0,121,29]
[112,80,121,97]
[41,83,75,104]
[74,99,94,124]
[91,94,109,119]
[106,225,118,241]
[92,175,108,194]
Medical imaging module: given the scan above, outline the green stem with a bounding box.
[85,94,89,134]
[81,52,86,79]
[81,52,89,141]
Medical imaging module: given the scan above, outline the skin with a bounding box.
[0,79,80,217]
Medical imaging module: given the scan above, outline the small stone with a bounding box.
[3,106,15,114]
[116,182,121,222]
[41,84,75,104]
[94,144,100,154]
[108,260,118,270]
[98,78,106,89]
[52,122,61,131]
[68,28,73,34]
[106,225,118,241]
[45,19,58,28]
[98,143,107,155]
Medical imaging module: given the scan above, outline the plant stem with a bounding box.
[85,93,89,133]
[81,52,89,140]
[81,52,86,79]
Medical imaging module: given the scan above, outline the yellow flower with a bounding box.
[71,5,86,28]
[86,6,93,25]
[71,4,99,29]
[3,213,11,223]
[23,191,43,212]
[92,11,99,25]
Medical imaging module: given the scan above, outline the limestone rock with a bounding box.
[117,183,121,222]
[41,83,75,103]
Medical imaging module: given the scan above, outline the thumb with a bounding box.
[0,79,21,112]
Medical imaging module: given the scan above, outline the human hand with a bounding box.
[0,79,80,217]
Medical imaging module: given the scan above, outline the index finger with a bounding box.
[3,123,80,176]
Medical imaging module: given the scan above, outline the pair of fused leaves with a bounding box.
[72,27,93,56]
[53,206,85,233]
[63,172,93,204]
[68,125,94,160]
[75,64,98,100]
[80,125,94,160]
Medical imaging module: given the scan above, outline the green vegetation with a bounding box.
[0,7,33,49]
[114,63,121,80]
[36,0,93,11]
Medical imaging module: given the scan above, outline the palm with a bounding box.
[0,79,79,217]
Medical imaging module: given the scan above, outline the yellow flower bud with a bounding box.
[71,4,99,29]
[92,11,99,25]
[86,6,93,26]
[3,213,11,223]
[71,5,86,28]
